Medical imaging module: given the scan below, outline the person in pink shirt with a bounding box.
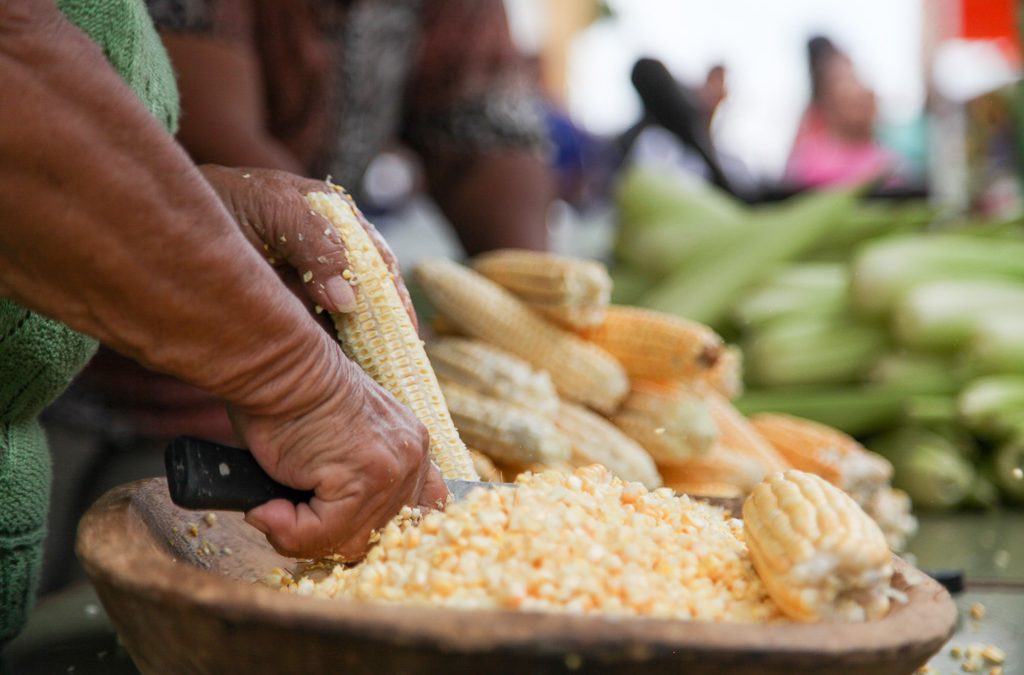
[785,36,895,188]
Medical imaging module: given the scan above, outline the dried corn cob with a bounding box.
[554,400,662,488]
[468,449,504,483]
[704,390,789,474]
[659,444,767,493]
[612,381,717,466]
[491,458,576,481]
[743,470,894,622]
[307,191,477,480]
[700,344,744,399]
[861,485,918,552]
[471,249,612,329]
[749,413,893,500]
[578,305,723,383]
[415,258,628,414]
[426,337,559,416]
[439,380,571,465]
[666,480,745,499]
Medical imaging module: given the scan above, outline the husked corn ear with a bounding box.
[426,337,558,416]
[749,413,893,499]
[471,249,611,329]
[861,486,918,552]
[307,191,477,480]
[704,390,789,474]
[612,381,717,465]
[666,480,745,499]
[579,305,723,383]
[743,470,894,622]
[439,380,571,465]
[659,444,767,493]
[701,344,744,399]
[554,401,662,489]
[491,458,576,482]
[468,449,504,483]
[415,258,629,414]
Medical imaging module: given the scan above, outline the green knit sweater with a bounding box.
[0,0,178,646]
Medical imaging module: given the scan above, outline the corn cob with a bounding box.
[307,191,477,480]
[415,258,628,414]
[704,390,789,474]
[700,344,744,399]
[749,413,893,500]
[665,480,745,499]
[471,249,611,330]
[612,381,717,466]
[743,470,894,622]
[438,380,571,465]
[490,459,577,481]
[554,400,662,488]
[425,337,559,416]
[578,305,723,383]
[659,444,767,493]
[468,449,504,483]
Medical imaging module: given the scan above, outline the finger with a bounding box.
[277,208,357,315]
[417,462,451,512]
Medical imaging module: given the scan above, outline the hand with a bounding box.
[235,336,449,558]
[198,165,417,328]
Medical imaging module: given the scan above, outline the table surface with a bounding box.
[4,510,1022,675]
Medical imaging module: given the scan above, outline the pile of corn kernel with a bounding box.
[265,465,783,623]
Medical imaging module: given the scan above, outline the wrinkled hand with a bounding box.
[196,165,439,557]
[234,343,448,558]
[198,164,416,328]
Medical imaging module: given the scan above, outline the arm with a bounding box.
[404,0,553,256]
[0,0,444,558]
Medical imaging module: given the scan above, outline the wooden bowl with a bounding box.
[77,479,956,675]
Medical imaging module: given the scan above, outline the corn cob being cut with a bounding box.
[307,191,477,480]
[554,401,662,488]
[743,471,894,622]
[612,381,717,466]
[704,390,790,474]
[415,258,629,414]
[438,380,571,465]
[659,445,767,493]
[425,337,559,417]
[578,305,723,383]
[471,249,611,329]
[749,413,893,501]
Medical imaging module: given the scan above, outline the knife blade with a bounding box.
[164,436,507,512]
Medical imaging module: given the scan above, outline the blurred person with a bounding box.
[784,36,896,188]
[4,0,444,603]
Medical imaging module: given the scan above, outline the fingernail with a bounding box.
[325,276,357,312]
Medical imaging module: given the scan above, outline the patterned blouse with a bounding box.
[146,0,547,191]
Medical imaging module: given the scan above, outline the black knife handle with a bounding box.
[165,436,314,511]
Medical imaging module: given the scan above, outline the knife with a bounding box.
[164,436,504,511]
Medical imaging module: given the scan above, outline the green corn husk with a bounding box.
[639,188,858,326]
[991,438,1024,503]
[732,262,849,328]
[742,315,888,388]
[609,265,659,305]
[868,427,975,511]
[614,168,746,276]
[964,314,1024,375]
[893,279,1024,352]
[958,375,1024,440]
[963,473,1002,509]
[850,233,1024,317]
[804,199,934,261]
[735,386,908,437]
[867,351,964,395]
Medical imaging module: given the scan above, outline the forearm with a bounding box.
[0,1,344,416]
[429,152,553,256]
